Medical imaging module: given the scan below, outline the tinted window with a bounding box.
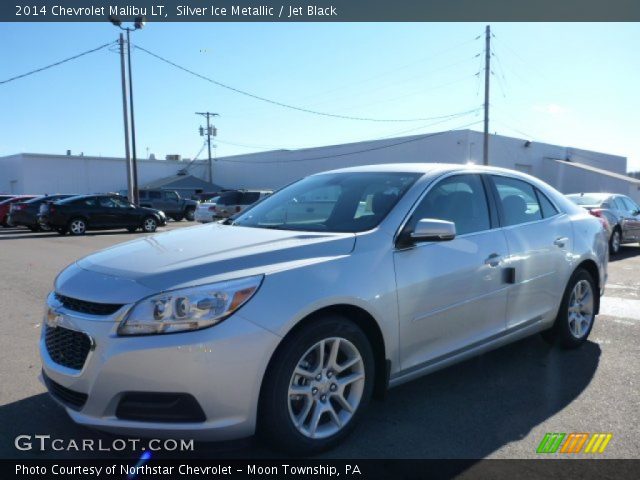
[241,192,260,204]
[218,191,240,205]
[98,197,116,208]
[112,197,132,208]
[234,172,419,233]
[536,189,559,218]
[408,174,490,236]
[164,191,179,201]
[149,191,161,199]
[492,176,542,226]
[72,197,97,207]
[612,197,626,211]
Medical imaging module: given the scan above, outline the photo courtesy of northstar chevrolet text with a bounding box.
[0,1,638,478]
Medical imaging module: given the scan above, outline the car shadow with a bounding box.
[0,335,600,463]
[609,245,640,262]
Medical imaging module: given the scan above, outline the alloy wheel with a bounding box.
[568,279,594,339]
[287,337,365,439]
[143,218,157,232]
[70,219,86,235]
[611,230,621,253]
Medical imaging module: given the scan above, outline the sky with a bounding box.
[1,22,639,171]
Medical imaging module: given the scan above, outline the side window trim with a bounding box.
[480,174,501,229]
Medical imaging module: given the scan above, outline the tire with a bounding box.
[172,215,184,222]
[142,216,158,233]
[609,228,621,255]
[185,208,195,222]
[542,268,596,349]
[68,218,87,236]
[259,315,374,455]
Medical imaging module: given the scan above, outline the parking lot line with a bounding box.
[599,296,640,321]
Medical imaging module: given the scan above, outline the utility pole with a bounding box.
[118,33,134,202]
[483,24,491,166]
[196,112,219,183]
[126,29,139,205]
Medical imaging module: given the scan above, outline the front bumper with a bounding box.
[40,292,281,440]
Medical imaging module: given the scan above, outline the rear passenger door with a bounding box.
[488,175,573,329]
[619,196,640,242]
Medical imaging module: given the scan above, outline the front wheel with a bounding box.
[142,216,158,233]
[185,208,195,222]
[542,268,596,349]
[259,315,374,454]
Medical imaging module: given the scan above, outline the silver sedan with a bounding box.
[40,164,607,454]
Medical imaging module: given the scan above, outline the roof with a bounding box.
[142,174,223,191]
[323,162,529,177]
[553,160,640,185]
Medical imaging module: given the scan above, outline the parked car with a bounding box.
[38,194,166,235]
[8,194,76,231]
[566,192,640,254]
[137,189,198,222]
[0,195,36,227]
[40,164,606,454]
[214,189,272,218]
[195,196,220,223]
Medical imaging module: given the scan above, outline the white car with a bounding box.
[40,164,607,454]
[195,196,219,223]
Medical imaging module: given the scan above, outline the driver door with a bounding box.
[393,173,509,371]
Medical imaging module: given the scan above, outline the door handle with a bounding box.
[484,253,502,267]
[553,236,569,248]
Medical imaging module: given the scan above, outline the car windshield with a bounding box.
[567,194,608,206]
[233,171,420,232]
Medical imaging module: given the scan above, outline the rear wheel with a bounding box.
[68,218,87,236]
[609,228,621,255]
[259,315,374,454]
[142,216,158,233]
[542,268,596,349]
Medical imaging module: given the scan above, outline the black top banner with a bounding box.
[4,0,640,22]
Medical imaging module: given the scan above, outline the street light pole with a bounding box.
[196,112,219,183]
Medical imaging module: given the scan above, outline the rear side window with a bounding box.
[149,191,161,200]
[73,197,97,207]
[218,192,240,205]
[492,176,542,226]
[408,174,491,236]
[536,189,559,218]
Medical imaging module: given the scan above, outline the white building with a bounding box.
[213,129,640,202]
[2,130,639,201]
[0,153,211,196]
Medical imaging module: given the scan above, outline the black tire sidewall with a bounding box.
[609,228,621,255]
[259,315,375,455]
[551,268,597,349]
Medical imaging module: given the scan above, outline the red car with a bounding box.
[0,196,36,227]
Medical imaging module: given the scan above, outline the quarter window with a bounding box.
[407,174,491,236]
[536,189,559,218]
[492,176,542,226]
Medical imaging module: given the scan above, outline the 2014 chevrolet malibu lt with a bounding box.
[41,164,608,454]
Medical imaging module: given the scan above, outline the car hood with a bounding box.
[71,224,355,297]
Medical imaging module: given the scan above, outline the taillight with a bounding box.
[589,209,603,218]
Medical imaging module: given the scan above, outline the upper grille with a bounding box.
[42,370,88,410]
[45,325,92,370]
[55,293,122,316]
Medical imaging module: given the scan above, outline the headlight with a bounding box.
[118,275,263,336]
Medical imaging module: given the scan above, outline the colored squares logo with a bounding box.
[537,433,612,454]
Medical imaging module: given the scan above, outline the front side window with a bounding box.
[621,196,639,213]
[234,172,420,232]
[99,197,116,208]
[149,191,161,200]
[492,176,542,226]
[164,191,179,201]
[406,174,491,236]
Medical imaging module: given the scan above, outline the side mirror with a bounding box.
[410,219,456,242]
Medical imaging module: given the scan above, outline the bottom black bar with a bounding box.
[3,459,639,480]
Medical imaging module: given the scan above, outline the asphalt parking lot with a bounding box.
[0,222,638,460]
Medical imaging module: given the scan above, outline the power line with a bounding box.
[135,44,480,123]
[217,120,483,164]
[0,41,115,85]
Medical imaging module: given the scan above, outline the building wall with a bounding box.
[4,154,209,195]
[0,155,24,194]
